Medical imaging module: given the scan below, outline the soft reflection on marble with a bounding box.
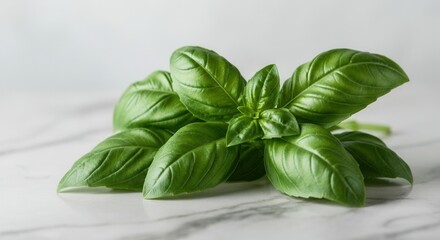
[365,179,413,203]
[1,88,440,240]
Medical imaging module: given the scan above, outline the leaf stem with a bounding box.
[335,120,392,135]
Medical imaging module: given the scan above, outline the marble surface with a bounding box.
[1,81,440,240]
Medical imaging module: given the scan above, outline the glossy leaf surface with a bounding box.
[226,115,263,147]
[259,108,299,139]
[335,131,413,183]
[143,122,239,198]
[58,128,172,192]
[170,46,246,121]
[244,64,280,112]
[113,71,197,131]
[279,49,409,128]
[265,124,365,206]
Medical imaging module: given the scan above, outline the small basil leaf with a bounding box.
[244,64,280,111]
[170,46,246,122]
[57,128,172,192]
[143,122,239,199]
[279,49,409,128]
[335,131,413,184]
[258,108,299,139]
[237,106,254,118]
[227,143,265,182]
[264,124,365,207]
[113,71,197,131]
[226,115,263,147]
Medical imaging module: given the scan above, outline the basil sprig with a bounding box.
[58,46,412,207]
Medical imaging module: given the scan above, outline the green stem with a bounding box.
[335,120,392,135]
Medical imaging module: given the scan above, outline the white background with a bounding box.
[1,0,439,90]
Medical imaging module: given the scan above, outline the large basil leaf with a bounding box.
[259,108,299,139]
[335,131,413,183]
[57,128,172,192]
[170,46,246,122]
[226,115,263,147]
[244,64,280,112]
[143,122,239,199]
[279,49,409,128]
[113,71,197,131]
[265,124,365,206]
[227,143,265,182]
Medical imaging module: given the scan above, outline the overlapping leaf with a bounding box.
[170,46,246,122]
[336,131,413,183]
[228,143,265,182]
[244,64,280,111]
[114,71,197,131]
[58,128,172,192]
[265,124,365,206]
[259,108,299,139]
[279,49,409,128]
[143,122,239,198]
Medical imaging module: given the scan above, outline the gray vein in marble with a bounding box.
[0,127,108,157]
[415,165,440,184]
[355,211,440,240]
[0,196,289,237]
[0,222,114,238]
[126,200,300,240]
[152,196,287,222]
[384,221,440,239]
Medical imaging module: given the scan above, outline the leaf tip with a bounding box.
[56,169,88,193]
[226,139,240,147]
[405,172,414,185]
[56,183,66,193]
[142,191,152,199]
[142,187,164,200]
[56,179,83,193]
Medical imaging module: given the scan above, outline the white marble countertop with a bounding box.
[1,81,440,240]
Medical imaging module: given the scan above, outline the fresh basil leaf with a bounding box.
[226,115,263,147]
[244,64,280,112]
[279,49,409,128]
[113,71,197,131]
[264,123,365,207]
[143,122,239,199]
[335,131,413,184]
[170,46,246,122]
[237,106,254,118]
[259,108,299,139]
[336,120,391,136]
[227,143,265,182]
[57,128,172,192]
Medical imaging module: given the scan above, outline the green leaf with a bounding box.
[226,115,263,147]
[170,46,246,122]
[143,122,239,199]
[259,108,299,139]
[335,131,413,183]
[237,106,254,118]
[113,71,197,131]
[227,143,265,182]
[57,128,172,192]
[244,64,280,111]
[264,124,365,207]
[337,120,391,136]
[279,49,409,128]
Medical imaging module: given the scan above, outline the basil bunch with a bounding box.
[58,46,413,207]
